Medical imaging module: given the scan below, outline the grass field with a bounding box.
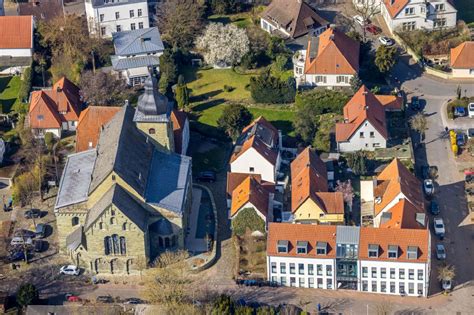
[0,76,21,113]
[456,0,474,24]
[208,12,253,29]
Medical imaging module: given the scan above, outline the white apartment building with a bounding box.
[267,224,431,297]
[85,0,150,38]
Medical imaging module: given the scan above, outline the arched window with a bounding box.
[122,222,127,231]
[149,128,156,134]
[164,237,170,248]
[72,217,79,226]
[104,236,111,255]
[120,236,126,255]
[112,234,120,255]
[110,217,115,225]
[99,222,104,230]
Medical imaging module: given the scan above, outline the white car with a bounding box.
[433,218,445,238]
[10,237,33,246]
[378,36,394,46]
[60,265,80,276]
[468,103,474,118]
[353,15,365,26]
[423,179,434,195]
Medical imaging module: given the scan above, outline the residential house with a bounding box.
[0,16,34,75]
[54,75,193,274]
[293,28,360,88]
[111,27,164,86]
[381,0,457,33]
[230,117,282,183]
[18,0,64,21]
[226,172,262,208]
[335,86,393,152]
[85,0,149,38]
[28,77,82,138]
[267,223,431,297]
[260,0,329,39]
[291,147,344,224]
[450,41,474,79]
[361,158,426,228]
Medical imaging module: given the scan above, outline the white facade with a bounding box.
[260,18,327,38]
[452,68,474,79]
[85,0,149,38]
[267,256,336,289]
[230,148,280,183]
[337,120,387,152]
[0,48,32,57]
[381,0,457,34]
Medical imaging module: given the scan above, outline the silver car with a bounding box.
[436,244,446,260]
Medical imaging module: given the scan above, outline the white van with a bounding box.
[10,237,33,246]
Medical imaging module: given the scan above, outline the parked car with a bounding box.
[454,107,466,117]
[411,96,421,110]
[8,251,26,262]
[435,244,446,260]
[66,295,82,302]
[96,295,114,303]
[34,240,46,252]
[365,24,381,35]
[353,15,368,26]
[468,103,474,118]
[378,36,394,46]
[10,237,33,246]
[196,171,216,183]
[433,218,445,238]
[423,179,434,195]
[441,279,452,291]
[124,298,145,305]
[59,265,80,276]
[430,200,440,215]
[35,223,47,239]
[456,133,466,146]
[14,229,36,239]
[24,209,41,219]
[466,174,474,184]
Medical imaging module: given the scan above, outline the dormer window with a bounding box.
[407,246,418,260]
[368,244,379,258]
[316,241,327,255]
[277,240,288,253]
[388,245,398,259]
[296,241,308,254]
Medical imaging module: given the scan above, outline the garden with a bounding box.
[0,76,22,115]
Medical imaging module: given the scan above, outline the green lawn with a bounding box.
[0,76,21,113]
[457,0,474,24]
[208,12,253,29]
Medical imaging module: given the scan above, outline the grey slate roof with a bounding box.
[84,184,150,231]
[55,149,96,209]
[89,105,154,196]
[66,226,84,251]
[145,149,191,214]
[133,74,171,123]
[113,27,164,56]
[336,226,360,245]
[90,0,146,8]
[111,55,160,71]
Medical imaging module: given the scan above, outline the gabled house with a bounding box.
[450,41,474,79]
[381,0,457,33]
[230,117,282,183]
[29,77,82,138]
[293,28,359,88]
[0,16,34,75]
[260,0,329,39]
[291,147,344,224]
[111,27,164,86]
[335,86,389,152]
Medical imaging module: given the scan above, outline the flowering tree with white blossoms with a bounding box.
[195,23,250,68]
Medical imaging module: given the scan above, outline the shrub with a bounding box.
[16,284,38,308]
[223,85,234,92]
[18,67,32,102]
[44,132,56,151]
[232,207,265,236]
[249,70,295,104]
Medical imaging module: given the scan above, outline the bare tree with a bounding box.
[438,264,455,282]
[354,0,380,42]
[374,299,393,315]
[335,179,354,210]
[409,112,428,143]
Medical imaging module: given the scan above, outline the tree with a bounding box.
[212,294,235,315]
[156,0,205,50]
[335,179,354,209]
[196,23,250,67]
[16,284,38,308]
[175,75,190,109]
[456,85,462,100]
[249,71,296,104]
[217,104,253,141]
[236,306,254,315]
[409,112,427,143]
[159,49,179,94]
[353,0,380,42]
[256,306,277,315]
[346,151,368,176]
[350,75,363,93]
[79,71,133,106]
[270,54,289,78]
[210,0,241,14]
[44,132,56,152]
[375,45,398,73]
[437,264,455,282]
[18,67,32,102]
[231,207,266,236]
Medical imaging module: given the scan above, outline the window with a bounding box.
[281,277,287,286]
[417,270,423,281]
[298,263,304,275]
[115,12,120,19]
[405,7,414,15]
[362,280,368,291]
[315,75,326,83]
[327,278,333,289]
[249,167,255,173]
[72,217,79,226]
[435,3,445,11]
[399,282,405,294]
[112,175,116,181]
[380,268,386,279]
[390,268,395,279]
[37,114,44,121]
[296,241,308,254]
[408,283,414,294]
[308,278,314,288]
[402,21,416,31]
[371,281,377,292]
[99,14,104,22]
[116,25,121,32]
[289,263,295,274]
[372,143,380,148]
[280,263,286,274]
[316,242,327,255]
[371,267,377,278]
[336,76,349,84]
[110,217,115,225]
[408,269,414,280]
[296,67,303,75]
[369,131,375,138]
[271,262,277,273]
[104,236,112,255]
[122,222,127,231]
[101,27,106,36]
[271,276,277,283]
[388,245,398,258]
[129,9,134,18]
[277,240,288,253]
[99,222,104,230]
[317,278,323,289]
[390,282,396,293]
[326,265,332,276]
[362,267,368,278]
[299,278,305,287]
[119,236,126,255]
[138,8,142,16]
[368,244,379,257]
[308,264,314,275]
[131,23,136,30]
[360,132,364,138]
[380,281,386,293]
[317,264,323,276]
[434,18,447,28]
[139,22,144,29]
[290,277,296,287]
[399,269,405,280]
[112,234,120,254]
[417,283,423,295]
[149,128,156,134]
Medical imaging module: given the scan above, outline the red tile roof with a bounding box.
[383,0,410,19]
[379,199,426,229]
[304,28,359,75]
[0,16,33,49]
[335,85,388,142]
[230,135,279,166]
[171,109,187,154]
[375,95,403,111]
[227,172,262,197]
[450,41,474,69]
[231,176,270,218]
[76,106,121,152]
[241,116,279,148]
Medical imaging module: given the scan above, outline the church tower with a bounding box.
[133,74,175,152]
